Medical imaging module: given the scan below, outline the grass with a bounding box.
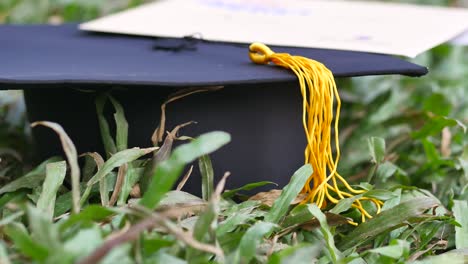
[0,0,467,263]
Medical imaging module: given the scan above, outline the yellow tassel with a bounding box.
[249,43,381,223]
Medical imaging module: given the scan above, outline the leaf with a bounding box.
[308,204,342,262]
[82,152,109,206]
[87,147,156,187]
[31,121,81,214]
[453,200,468,249]
[109,95,128,151]
[375,162,399,182]
[0,211,24,227]
[264,164,312,224]
[59,205,115,232]
[100,172,110,206]
[217,201,262,236]
[145,251,187,264]
[381,189,402,211]
[199,154,214,201]
[140,131,231,209]
[282,204,348,228]
[64,226,103,261]
[412,115,466,139]
[228,222,276,263]
[363,189,397,200]
[118,166,145,206]
[141,121,193,194]
[159,190,204,206]
[0,241,11,264]
[4,223,49,261]
[330,195,362,215]
[411,249,468,264]
[156,191,206,219]
[368,240,410,259]
[82,147,157,204]
[368,137,386,164]
[187,183,225,262]
[142,237,176,256]
[153,86,223,144]
[27,204,62,251]
[95,94,117,158]
[249,190,307,207]
[37,161,67,220]
[268,243,320,264]
[0,157,61,195]
[338,197,438,250]
[222,181,276,199]
[100,244,133,264]
[423,93,452,117]
[0,190,28,209]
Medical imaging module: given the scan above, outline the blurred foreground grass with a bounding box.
[0,0,467,263]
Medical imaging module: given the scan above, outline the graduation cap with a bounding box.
[0,22,428,220]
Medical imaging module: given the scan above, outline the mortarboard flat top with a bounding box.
[0,23,430,193]
[0,24,427,90]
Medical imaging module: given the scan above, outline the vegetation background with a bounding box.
[0,0,467,263]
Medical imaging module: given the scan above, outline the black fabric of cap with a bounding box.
[0,24,427,90]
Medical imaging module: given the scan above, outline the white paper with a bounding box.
[79,0,468,57]
[451,29,468,45]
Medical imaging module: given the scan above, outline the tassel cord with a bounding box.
[248,43,382,223]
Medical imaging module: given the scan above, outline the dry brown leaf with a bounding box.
[142,121,195,193]
[248,189,307,207]
[130,184,141,198]
[153,86,223,144]
[81,152,105,170]
[31,121,81,214]
[300,213,350,231]
[441,127,452,158]
[176,165,194,191]
[109,163,128,206]
[157,203,207,219]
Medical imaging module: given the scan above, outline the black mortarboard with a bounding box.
[0,24,428,194]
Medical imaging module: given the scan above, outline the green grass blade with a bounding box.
[37,161,67,220]
[109,95,128,151]
[64,226,103,262]
[0,157,61,195]
[338,197,438,250]
[0,211,24,227]
[235,222,276,263]
[0,241,11,264]
[99,174,110,206]
[199,154,214,201]
[225,222,275,263]
[222,181,276,199]
[31,121,81,214]
[268,244,320,264]
[140,123,178,194]
[146,251,187,264]
[4,223,49,261]
[187,197,219,263]
[308,204,342,263]
[264,164,312,224]
[26,204,62,251]
[367,239,409,259]
[59,205,115,232]
[95,94,117,158]
[118,167,144,206]
[140,131,231,209]
[368,137,386,164]
[453,200,468,249]
[82,147,157,204]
